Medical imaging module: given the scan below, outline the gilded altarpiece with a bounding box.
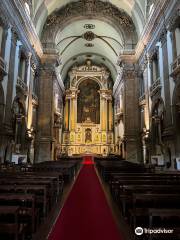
[62,61,114,156]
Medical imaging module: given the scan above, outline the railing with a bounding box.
[139,93,146,105]
[150,77,161,95]
[171,54,180,76]
[32,93,38,104]
[16,77,28,92]
[0,57,7,76]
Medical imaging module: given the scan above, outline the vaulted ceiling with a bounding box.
[33,0,146,37]
[31,0,147,81]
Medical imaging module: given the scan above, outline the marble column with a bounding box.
[26,53,33,126]
[175,27,180,57]
[4,29,18,125]
[170,29,177,61]
[160,31,172,126]
[1,25,9,59]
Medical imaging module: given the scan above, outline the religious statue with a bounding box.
[85,128,92,143]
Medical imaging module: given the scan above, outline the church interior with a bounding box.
[0,0,180,239]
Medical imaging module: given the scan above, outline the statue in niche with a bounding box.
[77,79,100,123]
[85,128,92,143]
[12,98,26,151]
[85,59,92,71]
[152,99,164,155]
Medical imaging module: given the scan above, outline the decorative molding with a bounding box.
[122,62,137,79]
[150,77,161,96]
[83,31,95,41]
[68,60,111,90]
[139,94,146,106]
[167,8,180,31]
[85,43,94,47]
[84,24,95,29]
[0,0,42,64]
[46,1,134,29]
[0,57,7,79]
[170,54,180,78]
[135,0,177,61]
[158,27,167,45]
[16,76,28,94]
[42,0,136,46]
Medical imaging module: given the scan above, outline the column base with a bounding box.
[35,137,54,162]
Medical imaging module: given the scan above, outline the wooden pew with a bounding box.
[0,159,81,238]
[130,193,180,229]
[110,175,180,198]
[0,184,49,218]
[32,163,76,182]
[0,193,37,233]
[0,206,24,240]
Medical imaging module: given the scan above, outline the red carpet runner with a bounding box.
[48,156,123,240]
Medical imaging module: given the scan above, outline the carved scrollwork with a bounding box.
[44,0,135,41]
[167,8,180,31]
[83,31,96,41]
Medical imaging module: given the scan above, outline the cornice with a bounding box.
[42,0,137,45]
[135,0,177,61]
[0,0,43,65]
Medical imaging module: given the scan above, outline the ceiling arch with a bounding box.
[33,0,146,38]
[60,53,118,82]
[56,19,124,58]
[50,18,125,82]
[34,0,147,83]
[41,1,137,45]
[40,1,140,82]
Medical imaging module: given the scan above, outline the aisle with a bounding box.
[48,156,123,240]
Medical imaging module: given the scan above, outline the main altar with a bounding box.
[62,60,114,156]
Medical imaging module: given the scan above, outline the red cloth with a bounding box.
[48,157,123,240]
